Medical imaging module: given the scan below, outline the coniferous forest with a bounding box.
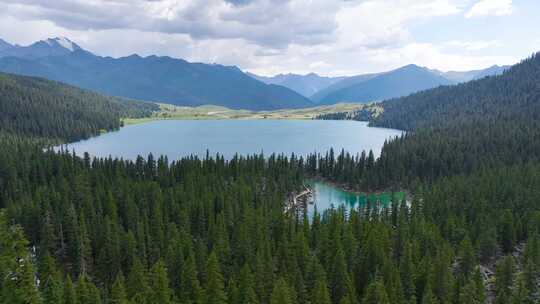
[1,54,540,304]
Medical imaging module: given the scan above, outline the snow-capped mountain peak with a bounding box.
[44,37,81,52]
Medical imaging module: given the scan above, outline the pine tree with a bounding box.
[76,275,102,304]
[110,273,130,304]
[270,278,294,304]
[495,256,515,300]
[181,250,203,304]
[459,269,485,304]
[362,279,390,304]
[42,274,63,304]
[64,276,78,304]
[458,236,475,283]
[237,264,258,304]
[421,283,438,304]
[0,212,41,304]
[511,275,532,304]
[148,260,173,304]
[400,243,416,301]
[311,262,331,304]
[500,210,516,254]
[204,252,227,304]
[126,258,149,304]
[328,242,350,303]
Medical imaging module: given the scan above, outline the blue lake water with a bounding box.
[61,119,403,161]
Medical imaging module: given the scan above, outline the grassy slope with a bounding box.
[122,102,370,125]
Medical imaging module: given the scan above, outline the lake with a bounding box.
[61,119,403,161]
[307,180,406,218]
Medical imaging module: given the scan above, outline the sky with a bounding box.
[0,0,538,76]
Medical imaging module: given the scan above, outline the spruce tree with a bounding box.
[64,276,78,304]
[311,262,331,304]
[270,278,294,304]
[204,252,227,304]
[110,273,129,304]
[237,264,258,304]
[362,279,390,304]
[126,258,149,304]
[148,260,173,304]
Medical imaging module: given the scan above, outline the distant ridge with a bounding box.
[315,64,453,104]
[311,64,509,105]
[0,37,313,111]
[436,65,510,83]
[248,72,346,97]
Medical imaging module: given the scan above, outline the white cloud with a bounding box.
[465,0,513,18]
[444,40,501,51]
[0,0,341,48]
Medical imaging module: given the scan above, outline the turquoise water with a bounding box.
[307,181,405,218]
[61,120,403,161]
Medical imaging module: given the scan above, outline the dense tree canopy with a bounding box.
[0,72,158,141]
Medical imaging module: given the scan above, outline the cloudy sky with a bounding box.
[0,0,538,76]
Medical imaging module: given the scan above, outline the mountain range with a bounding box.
[0,37,510,109]
[253,64,509,104]
[313,65,454,104]
[247,72,346,97]
[0,37,312,111]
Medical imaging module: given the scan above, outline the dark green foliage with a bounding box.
[362,279,390,304]
[0,72,157,141]
[110,273,129,304]
[495,256,515,301]
[270,278,295,304]
[0,212,41,304]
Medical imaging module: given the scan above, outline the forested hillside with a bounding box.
[1,52,540,304]
[0,72,158,141]
[317,53,540,187]
[372,55,540,131]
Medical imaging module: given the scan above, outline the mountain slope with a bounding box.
[0,38,313,111]
[0,39,11,51]
[317,64,453,105]
[438,65,509,82]
[249,72,345,97]
[0,72,158,141]
[311,72,382,102]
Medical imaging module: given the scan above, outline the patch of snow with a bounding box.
[54,37,75,51]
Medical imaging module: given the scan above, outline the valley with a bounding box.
[121,102,376,125]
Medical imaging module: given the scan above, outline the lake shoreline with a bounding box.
[307,175,408,198]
